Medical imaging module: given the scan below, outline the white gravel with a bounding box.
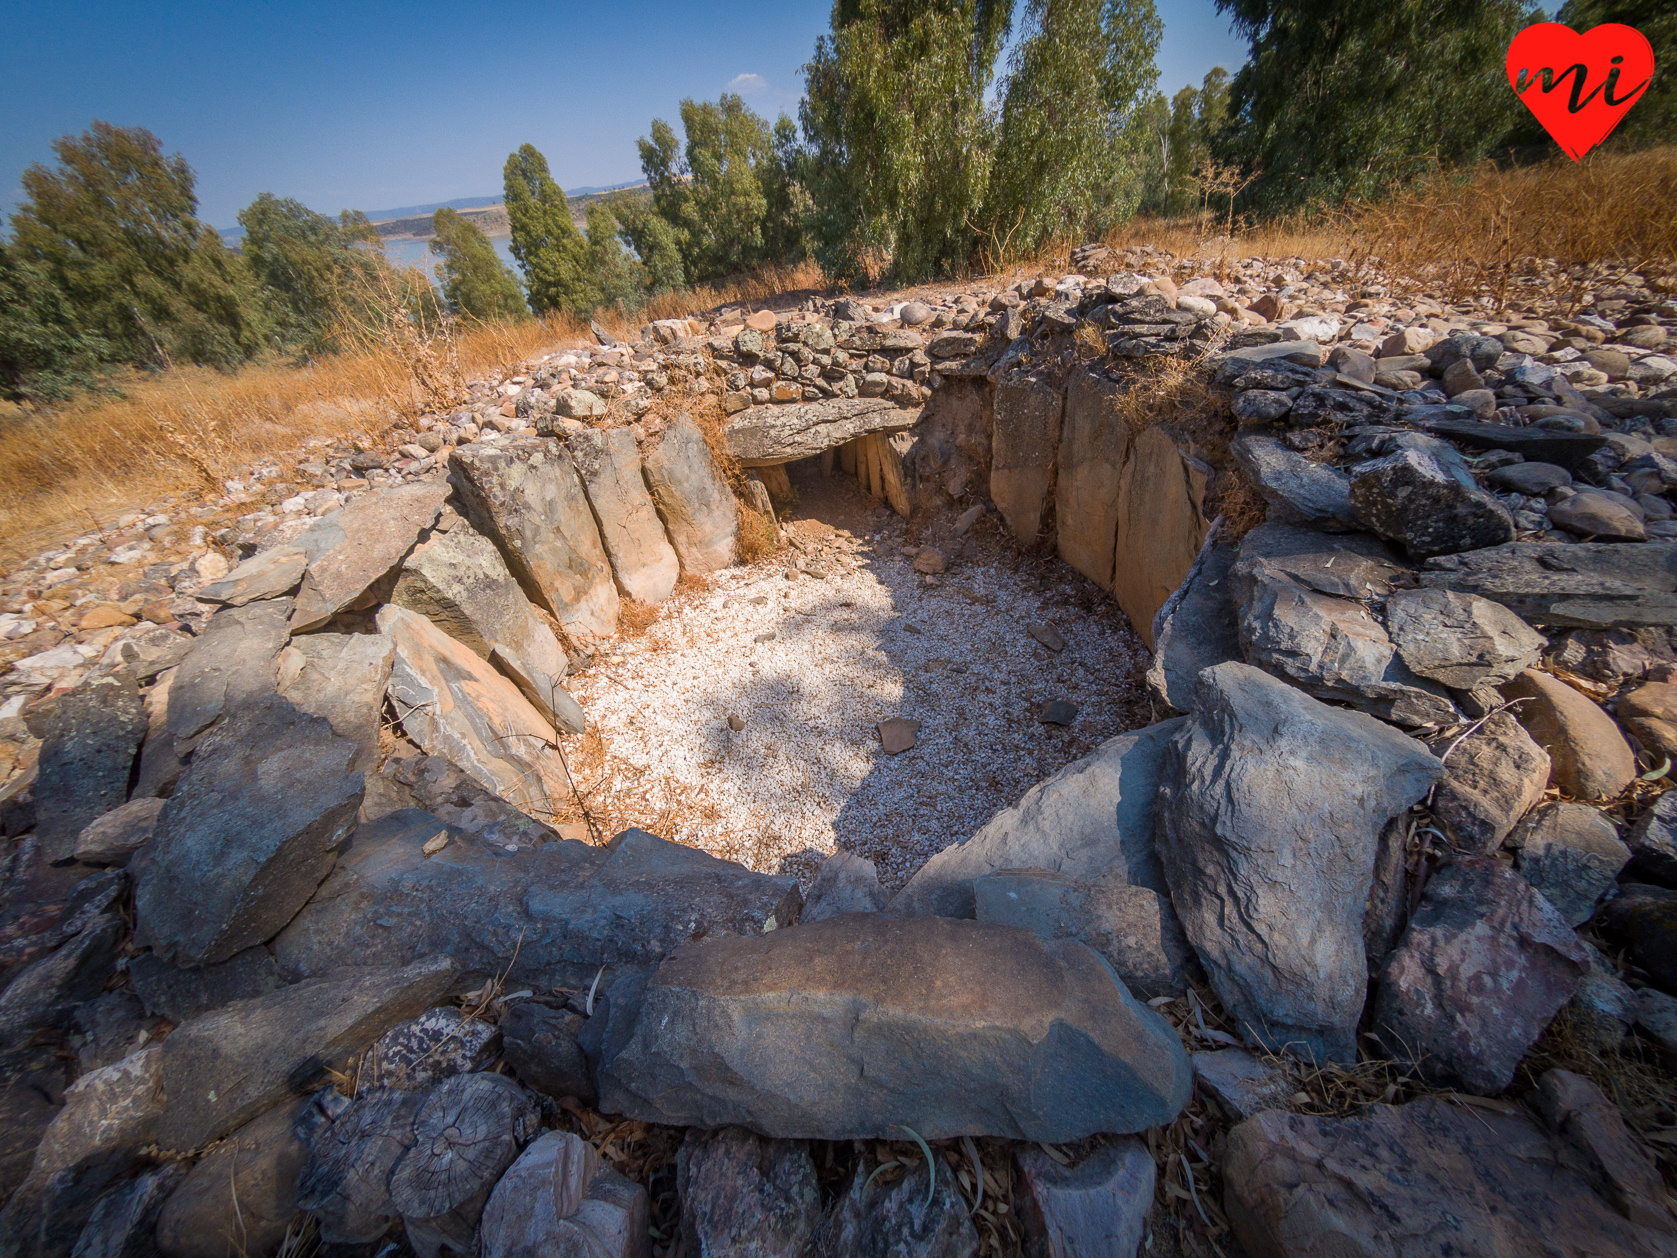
[564,487,1152,892]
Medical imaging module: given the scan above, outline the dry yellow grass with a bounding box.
[0,261,825,569]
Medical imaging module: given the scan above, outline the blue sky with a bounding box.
[0,1,1248,229]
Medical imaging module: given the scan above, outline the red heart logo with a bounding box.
[1507,23,1656,160]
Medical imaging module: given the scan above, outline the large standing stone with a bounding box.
[594,915,1191,1141]
[1230,433,1356,529]
[1427,711,1550,852]
[449,438,619,641]
[724,397,914,465]
[273,813,800,990]
[1223,1095,1677,1258]
[1236,565,1457,727]
[28,673,147,863]
[276,630,395,770]
[641,418,738,574]
[1372,857,1590,1093]
[1147,527,1240,713]
[1508,802,1630,926]
[973,866,1197,999]
[676,1128,821,1258]
[1420,541,1677,628]
[163,599,291,743]
[378,605,577,821]
[390,522,581,733]
[1383,587,1545,688]
[891,720,1183,920]
[1112,427,1211,649]
[990,377,1064,544]
[135,694,363,966]
[0,1048,164,1258]
[567,427,681,604]
[1503,668,1637,800]
[1055,369,1129,589]
[154,955,458,1150]
[1350,448,1515,558]
[1016,1139,1155,1258]
[289,482,451,631]
[1156,663,1442,1062]
[153,1099,312,1258]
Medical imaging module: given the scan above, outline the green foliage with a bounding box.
[429,207,526,322]
[800,0,1013,282]
[1213,0,1537,213]
[1134,67,1231,214]
[239,193,384,353]
[637,94,808,284]
[1555,0,1674,147]
[503,143,598,317]
[611,194,686,295]
[8,121,265,370]
[0,246,111,404]
[585,202,644,313]
[982,0,1163,259]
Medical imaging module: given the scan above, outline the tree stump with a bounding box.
[294,1088,422,1244]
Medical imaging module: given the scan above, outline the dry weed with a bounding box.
[616,598,660,638]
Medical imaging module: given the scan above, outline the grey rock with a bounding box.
[70,1162,186,1258]
[801,849,886,923]
[0,1045,68,1207]
[1157,663,1442,1062]
[1288,386,1396,428]
[155,954,458,1150]
[500,1001,594,1104]
[565,426,681,604]
[676,1127,820,1258]
[288,481,450,631]
[641,418,739,574]
[196,546,307,606]
[1230,433,1356,529]
[449,438,619,642]
[1223,1095,1677,1258]
[891,720,1183,920]
[900,301,933,326]
[973,865,1197,999]
[1427,711,1551,852]
[154,1098,312,1258]
[1595,884,1677,992]
[1147,525,1240,713]
[1569,962,1636,1055]
[1629,789,1677,882]
[69,991,152,1074]
[1383,587,1545,688]
[820,1157,978,1258]
[1529,1067,1676,1233]
[1230,389,1293,423]
[0,1048,164,1258]
[0,867,124,990]
[725,397,916,465]
[164,599,291,743]
[1421,541,1677,628]
[1488,461,1573,495]
[135,694,363,966]
[1634,987,1677,1060]
[1550,489,1648,542]
[1227,522,1411,604]
[1415,416,1608,470]
[1192,1049,1295,1123]
[1509,802,1630,926]
[71,797,166,865]
[1350,448,1516,558]
[1016,1139,1154,1258]
[0,915,124,1048]
[1056,368,1129,589]
[367,1005,500,1091]
[1236,563,1457,727]
[275,630,395,770]
[273,812,800,990]
[128,945,282,1024]
[1372,857,1590,1093]
[478,1130,650,1258]
[595,915,1191,1141]
[29,674,148,863]
[378,753,559,848]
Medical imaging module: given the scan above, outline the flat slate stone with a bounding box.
[593,915,1192,1141]
[273,812,800,990]
[1414,416,1609,470]
[28,673,148,863]
[164,599,292,742]
[1421,541,1677,628]
[289,481,451,632]
[1147,527,1240,713]
[725,397,917,466]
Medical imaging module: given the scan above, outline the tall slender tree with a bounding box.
[502,144,597,316]
[429,208,526,321]
[8,121,264,370]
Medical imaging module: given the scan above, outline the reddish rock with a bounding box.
[1617,681,1677,764]
[1503,669,1636,800]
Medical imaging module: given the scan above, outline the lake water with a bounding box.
[381,235,521,285]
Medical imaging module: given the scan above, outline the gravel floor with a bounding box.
[564,470,1154,892]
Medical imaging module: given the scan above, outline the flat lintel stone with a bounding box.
[725,398,920,466]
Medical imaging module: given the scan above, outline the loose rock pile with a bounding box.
[0,244,1675,1257]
